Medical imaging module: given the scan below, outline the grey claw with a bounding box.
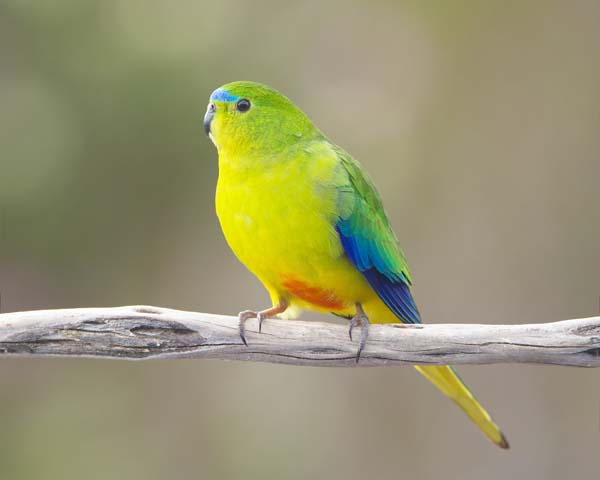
[348,312,370,363]
[238,310,257,346]
[356,318,369,363]
[257,312,265,333]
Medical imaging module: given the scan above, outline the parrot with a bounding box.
[203,81,509,449]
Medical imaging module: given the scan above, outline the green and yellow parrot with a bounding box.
[204,81,508,449]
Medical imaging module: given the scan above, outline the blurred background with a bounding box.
[1,0,599,478]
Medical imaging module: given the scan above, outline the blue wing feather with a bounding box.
[336,224,421,324]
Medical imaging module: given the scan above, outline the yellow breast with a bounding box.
[215,144,372,314]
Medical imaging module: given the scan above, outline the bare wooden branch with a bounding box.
[0,306,599,367]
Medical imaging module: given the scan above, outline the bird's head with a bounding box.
[204,81,320,156]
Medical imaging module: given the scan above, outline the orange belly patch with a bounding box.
[281,276,346,310]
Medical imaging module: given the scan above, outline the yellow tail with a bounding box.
[415,365,509,449]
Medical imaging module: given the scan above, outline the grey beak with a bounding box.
[204,103,215,136]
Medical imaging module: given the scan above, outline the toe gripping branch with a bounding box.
[238,301,369,363]
[349,303,370,363]
[238,302,288,346]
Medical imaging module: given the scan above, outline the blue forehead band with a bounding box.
[210,88,240,102]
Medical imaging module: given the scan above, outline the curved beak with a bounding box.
[204,103,215,137]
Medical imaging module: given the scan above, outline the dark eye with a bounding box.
[236,99,251,112]
[208,103,216,113]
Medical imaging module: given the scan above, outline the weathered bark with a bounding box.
[1,306,599,367]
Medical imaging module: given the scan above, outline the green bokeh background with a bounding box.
[1,1,600,479]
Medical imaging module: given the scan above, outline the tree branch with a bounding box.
[0,306,599,367]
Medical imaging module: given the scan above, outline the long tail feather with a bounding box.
[415,365,509,449]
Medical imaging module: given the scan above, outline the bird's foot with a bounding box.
[238,301,288,346]
[348,303,370,363]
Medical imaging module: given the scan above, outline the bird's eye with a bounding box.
[208,103,216,113]
[236,99,251,112]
